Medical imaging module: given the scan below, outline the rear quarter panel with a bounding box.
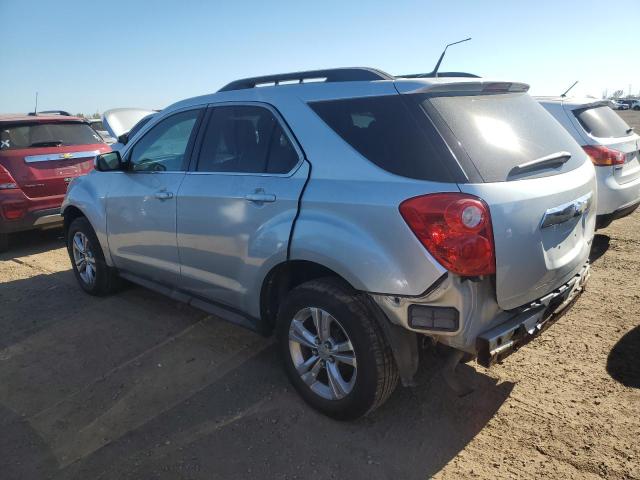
[290,177,451,296]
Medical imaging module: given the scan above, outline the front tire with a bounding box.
[66,217,119,295]
[276,278,398,420]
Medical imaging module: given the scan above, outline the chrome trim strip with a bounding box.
[24,150,101,163]
[540,192,592,228]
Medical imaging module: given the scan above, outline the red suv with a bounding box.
[0,112,110,251]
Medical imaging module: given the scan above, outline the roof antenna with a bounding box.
[560,81,578,98]
[34,91,39,115]
[432,37,472,78]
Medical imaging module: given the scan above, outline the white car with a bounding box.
[102,108,157,151]
[609,99,629,110]
[538,97,640,228]
[87,118,116,144]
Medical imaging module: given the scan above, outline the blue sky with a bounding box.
[2,0,638,114]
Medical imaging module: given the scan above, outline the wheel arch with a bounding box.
[259,260,352,334]
[261,260,420,388]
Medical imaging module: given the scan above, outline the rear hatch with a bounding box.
[0,120,108,198]
[401,82,596,310]
[569,103,640,185]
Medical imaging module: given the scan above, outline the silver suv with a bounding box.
[537,97,640,228]
[62,68,596,419]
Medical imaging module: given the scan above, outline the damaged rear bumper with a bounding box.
[476,263,590,368]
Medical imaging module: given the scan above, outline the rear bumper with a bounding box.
[476,262,590,367]
[595,166,640,217]
[0,206,62,234]
[596,199,640,229]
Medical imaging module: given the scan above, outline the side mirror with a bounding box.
[117,133,129,145]
[95,151,124,172]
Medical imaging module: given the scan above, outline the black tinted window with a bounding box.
[575,105,632,138]
[429,93,585,182]
[197,106,298,174]
[129,110,199,172]
[0,122,103,150]
[309,95,453,181]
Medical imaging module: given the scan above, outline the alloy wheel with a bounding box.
[288,307,357,400]
[72,231,96,287]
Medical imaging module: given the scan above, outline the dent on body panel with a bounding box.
[290,207,443,296]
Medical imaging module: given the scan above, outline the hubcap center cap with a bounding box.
[318,344,330,359]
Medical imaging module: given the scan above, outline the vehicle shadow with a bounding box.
[606,325,640,389]
[589,234,610,264]
[0,228,65,260]
[52,347,512,480]
[0,270,513,480]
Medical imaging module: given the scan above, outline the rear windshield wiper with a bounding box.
[29,140,64,147]
[626,127,634,134]
[509,151,572,176]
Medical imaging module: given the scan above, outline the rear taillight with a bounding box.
[582,145,625,166]
[399,193,496,277]
[2,203,26,220]
[0,164,18,190]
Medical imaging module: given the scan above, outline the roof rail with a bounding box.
[398,72,480,79]
[218,67,394,92]
[27,110,71,116]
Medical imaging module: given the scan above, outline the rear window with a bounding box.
[0,122,103,150]
[308,95,455,182]
[574,105,632,138]
[428,92,585,182]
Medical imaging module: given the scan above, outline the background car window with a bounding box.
[129,110,199,172]
[0,122,102,150]
[574,105,632,138]
[197,105,298,174]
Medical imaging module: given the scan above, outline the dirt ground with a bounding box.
[1,112,639,479]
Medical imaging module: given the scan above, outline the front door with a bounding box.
[107,108,202,286]
[177,104,308,314]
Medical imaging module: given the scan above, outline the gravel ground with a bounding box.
[0,112,639,479]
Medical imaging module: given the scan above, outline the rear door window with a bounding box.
[308,95,455,182]
[574,105,633,138]
[427,92,586,182]
[0,122,103,150]
[196,105,299,174]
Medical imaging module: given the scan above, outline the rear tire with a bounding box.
[276,278,398,420]
[66,217,120,295]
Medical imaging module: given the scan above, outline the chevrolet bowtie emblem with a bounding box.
[60,153,73,159]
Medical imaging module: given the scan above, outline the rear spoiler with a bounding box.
[395,80,530,95]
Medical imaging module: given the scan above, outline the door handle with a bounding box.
[244,193,276,203]
[154,191,174,200]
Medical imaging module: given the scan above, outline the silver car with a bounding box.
[62,68,596,419]
[538,97,640,228]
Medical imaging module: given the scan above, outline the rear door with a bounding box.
[176,103,308,313]
[569,104,640,185]
[421,89,596,310]
[0,121,107,198]
[106,107,203,286]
